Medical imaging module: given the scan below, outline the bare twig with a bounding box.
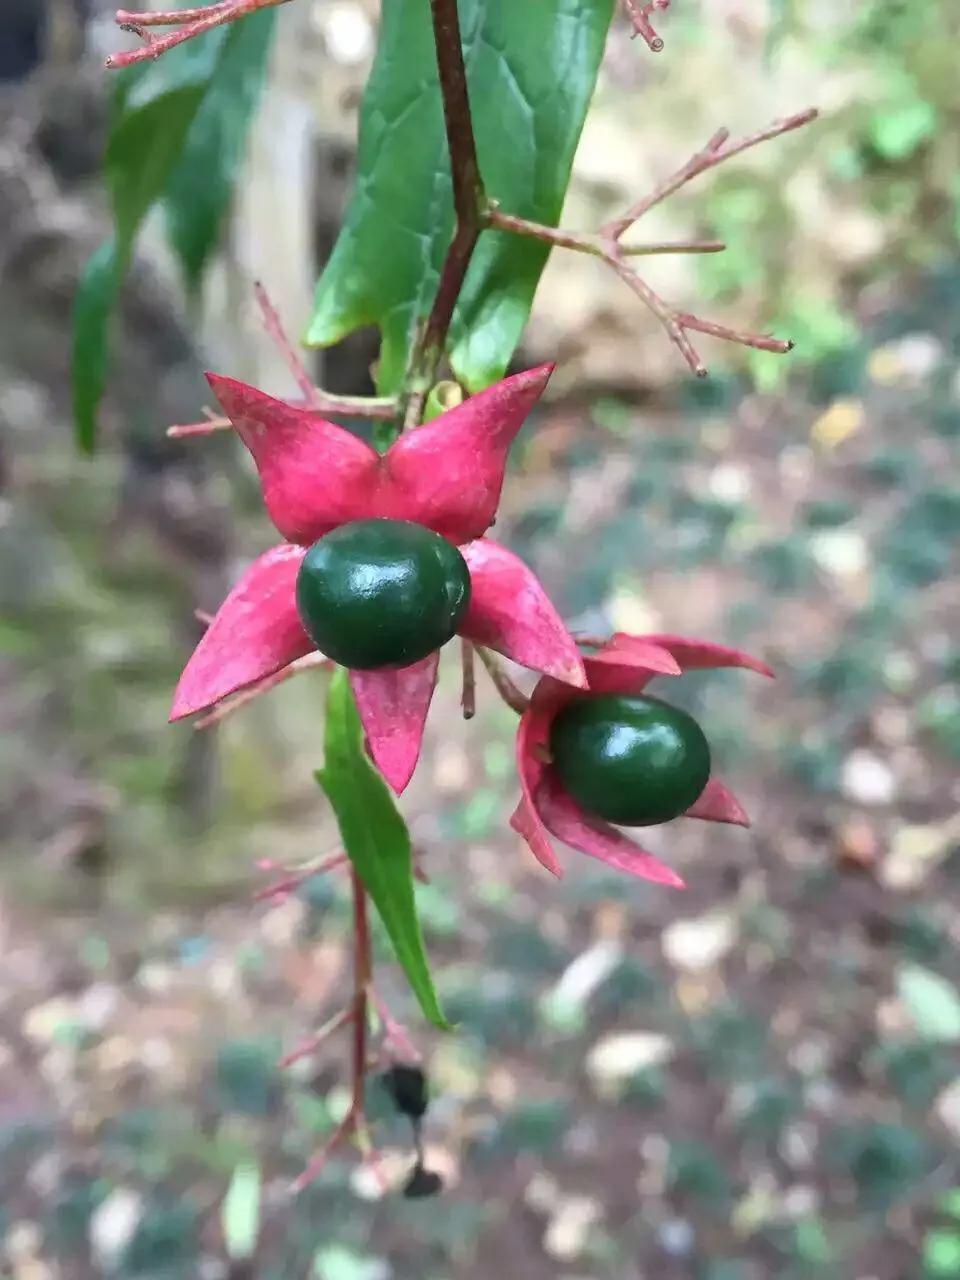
[291,869,373,1193]
[621,0,671,53]
[252,281,397,420]
[107,0,293,68]
[403,0,487,429]
[280,1006,354,1069]
[460,640,476,720]
[194,652,332,729]
[487,108,818,376]
[601,110,818,240]
[370,987,423,1065]
[253,850,348,903]
[476,648,529,715]
[168,285,396,438]
[254,280,322,408]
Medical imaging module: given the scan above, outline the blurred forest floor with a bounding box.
[1,4,960,1279]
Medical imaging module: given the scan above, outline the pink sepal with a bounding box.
[509,680,571,877]
[582,639,682,693]
[208,365,553,548]
[385,364,554,542]
[684,777,750,827]
[207,374,379,546]
[459,539,586,687]
[348,652,440,795]
[630,633,774,679]
[536,775,685,889]
[171,544,312,720]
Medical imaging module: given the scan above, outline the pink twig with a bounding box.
[621,0,671,53]
[602,110,818,241]
[107,0,292,69]
[279,1006,354,1069]
[371,987,423,1066]
[253,281,321,409]
[254,850,349,903]
[487,107,817,376]
[193,652,332,729]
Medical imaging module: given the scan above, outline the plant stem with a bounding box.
[403,0,487,429]
[350,868,372,1121]
[460,640,476,720]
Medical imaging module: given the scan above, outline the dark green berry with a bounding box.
[296,519,470,669]
[549,693,711,826]
[382,1065,429,1120]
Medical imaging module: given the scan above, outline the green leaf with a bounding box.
[924,1229,960,1279]
[72,17,275,448]
[307,0,615,394]
[897,963,960,1042]
[72,239,122,455]
[222,1161,261,1261]
[317,670,448,1028]
[165,10,276,290]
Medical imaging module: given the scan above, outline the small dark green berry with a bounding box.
[296,518,470,669]
[382,1064,429,1120]
[549,693,711,826]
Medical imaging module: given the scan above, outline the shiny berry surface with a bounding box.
[296,519,470,669]
[549,693,711,826]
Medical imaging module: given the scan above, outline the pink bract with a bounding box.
[511,632,772,885]
[171,365,587,794]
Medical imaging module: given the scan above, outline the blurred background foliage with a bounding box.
[0,1,958,1277]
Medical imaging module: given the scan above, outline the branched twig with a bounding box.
[486,108,817,376]
[106,0,293,68]
[621,0,671,53]
[402,0,487,429]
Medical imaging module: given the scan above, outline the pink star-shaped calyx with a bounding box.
[171,365,587,793]
[512,632,773,885]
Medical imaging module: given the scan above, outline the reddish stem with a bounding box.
[403,0,487,429]
[460,640,476,720]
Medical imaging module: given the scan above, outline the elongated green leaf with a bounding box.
[72,15,275,449]
[166,9,277,290]
[72,239,122,455]
[317,670,448,1029]
[307,0,615,394]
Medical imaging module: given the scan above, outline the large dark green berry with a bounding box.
[296,518,470,669]
[549,693,711,826]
